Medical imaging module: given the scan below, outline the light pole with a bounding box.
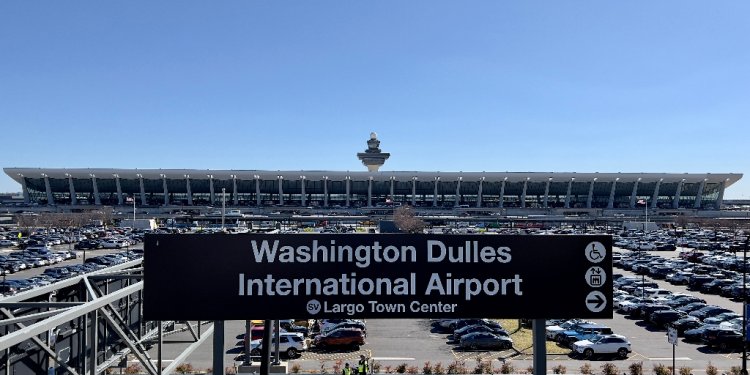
[221,187,226,231]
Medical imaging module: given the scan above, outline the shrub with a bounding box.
[730,366,743,375]
[499,361,515,374]
[396,363,408,373]
[653,364,671,375]
[384,365,393,374]
[601,363,618,375]
[406,366,419,374]
[320,361,328,375]
[482,361,493,374]
[125,364,142,374]
[678,367,692,375]
[372,362,382,374]
[552,364,566,374]
[423,361,433,375]
[447,361,468,374]
[290,363,302,374]
[333,360,343,375]
[473,358,484,374]
[525,366,533,374]
[706,362,718,375]
[225,366,237,375]
[433,362,445,375]
[629,362,643,375]
[580,363,593,375]
[175,363,194,374]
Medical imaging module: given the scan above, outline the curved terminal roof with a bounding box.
[3,167,743,186]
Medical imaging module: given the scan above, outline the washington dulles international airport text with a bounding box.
[237,239,522,301]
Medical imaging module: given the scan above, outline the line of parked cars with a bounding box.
[0,249,142,296]
[614,251,746,352]
[431,318,513,351]
[544,319,631,359]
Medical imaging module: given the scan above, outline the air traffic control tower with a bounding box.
[357,132,390,172]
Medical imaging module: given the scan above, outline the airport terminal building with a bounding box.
[3,168,742,211]
[2,135,743,212]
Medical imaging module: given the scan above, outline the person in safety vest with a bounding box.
[357,355,369,375]
[343,363,352,375]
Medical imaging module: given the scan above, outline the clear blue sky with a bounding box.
[1,1,748,198]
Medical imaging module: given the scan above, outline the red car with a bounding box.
[313,328,365,349]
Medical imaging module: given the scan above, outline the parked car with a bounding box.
[313,328,365,349]
[702,327,745,351]
[572,334,631,359]
[278,320,309,337]
[249,332,307,358]
[451,324,509,342]
[669,317,703,336]
[75,240,101,250]
[459,332,513,350]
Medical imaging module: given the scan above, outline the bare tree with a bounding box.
[15,213,39,236]
[393,206,426,234]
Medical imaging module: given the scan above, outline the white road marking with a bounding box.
[372,357,416,361]
[648,357,691,361]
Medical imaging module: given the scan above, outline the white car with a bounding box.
[101,240,124,249]
[572,334,631,359]
[248,332,307,358]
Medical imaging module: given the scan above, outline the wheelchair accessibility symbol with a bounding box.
[585,241,606,263]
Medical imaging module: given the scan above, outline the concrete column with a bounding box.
[232,178,238,206]
[411,178,417,206]
[68,175,77,205]
[499,179,506,208]
[564,179,573,208]
[278,177,284,206]
[185,176,193,206]
[476,178,484,208]
[455,178,462,207]
[586,180,595,209]
[43,174,54,205]
[323,178,329,207]
[673,180,684,209]
[345,178,351,207]
[433,178,439,207]
[161,175,169,206]
[209,177,216,205]
[651,179,662,209]
[607,179,618,209]
[520,179,528,208]
[694,179,707,209]
[300,178,306,207]
[367,178,373,207]
[139,176,147,206]
[115,175,123,205]
[716,181,726,210]
[629,179,640,208]
[19,176,30,204]
[91,175,101,205]
[543,179,551,208]
[255,178,261,207]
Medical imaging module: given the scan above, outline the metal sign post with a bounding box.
[668,327,678,375]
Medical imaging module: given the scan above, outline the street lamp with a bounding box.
[221,187,226,231]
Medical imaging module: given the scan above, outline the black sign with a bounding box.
[143,234,612,320]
